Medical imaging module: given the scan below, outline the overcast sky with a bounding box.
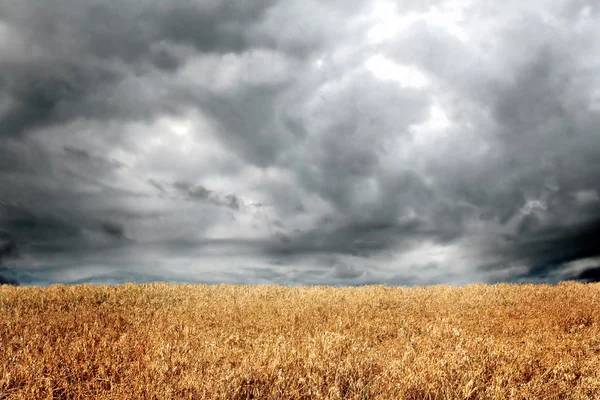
[1,0,600,286]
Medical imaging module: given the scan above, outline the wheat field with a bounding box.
[1,282,599,399]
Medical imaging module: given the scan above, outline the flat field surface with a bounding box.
[1,282,600,399]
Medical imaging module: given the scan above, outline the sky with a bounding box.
[1,0,600,286]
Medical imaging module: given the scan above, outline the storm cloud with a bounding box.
[1,0,599,286]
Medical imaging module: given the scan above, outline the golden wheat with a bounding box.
[1,282,599,399]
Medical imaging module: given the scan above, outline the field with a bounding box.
[1,282,600,399]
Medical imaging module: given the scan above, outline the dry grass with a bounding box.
[1,282,600,399]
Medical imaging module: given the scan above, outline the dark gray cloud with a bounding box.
[0,230,18,285]
[1,0,600,286]
[575,266,600,283]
